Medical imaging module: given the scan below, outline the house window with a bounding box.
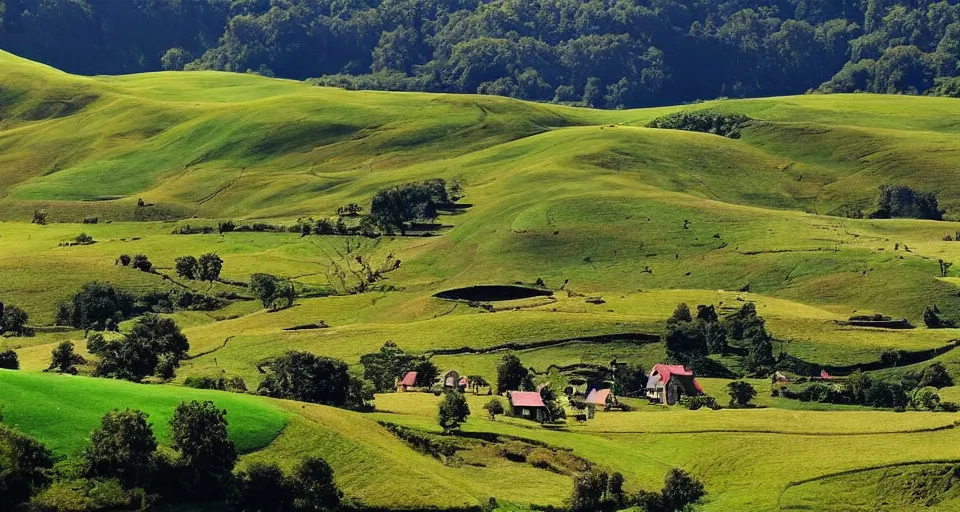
[522,409,530,416]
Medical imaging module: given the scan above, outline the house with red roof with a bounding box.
[507,391,547,422]
[646,364,703,405]
[396,371,417,392]
[584,388,616,418]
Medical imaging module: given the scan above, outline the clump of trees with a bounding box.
[359,342,438,393]
[646,111,751,138]
[369,179,451,235]
[496,353,535,394]
[0,423,54,507]
[57,282,135,331]
[635,468,707,512]
[438,390,470,433]
[90,314,189,381]
[132,254,153,272]
[924,305,956,329]
[871,185,944,220]
[174,253,223,283]
[250,273,296,311]
[569,469,632,512]
[258,351,374,411]
[1,303,32,337]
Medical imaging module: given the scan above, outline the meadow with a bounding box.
[3,50,960,511]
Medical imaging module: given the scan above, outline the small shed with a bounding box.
[397,371,417,392]
[646,364,703,405]
[584,388,615,418]
[458,376,469,392]
[508,391,547,422]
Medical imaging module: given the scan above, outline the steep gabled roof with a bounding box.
[509,391,545,408]
[650,364,693,386]
[585,388,612,405]
[399,371,417,387]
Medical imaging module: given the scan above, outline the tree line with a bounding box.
[3,1,960,107]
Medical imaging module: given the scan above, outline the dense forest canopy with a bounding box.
[2,0,960,107]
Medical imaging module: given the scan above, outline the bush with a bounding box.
[483,398,505,419]
[683,395,720,410]
[116,254,131,266]
[32,208,48,225]
[919,363,954,389]
[369,179,449,234]
[646,110,751,138]
[131,254,152,272]
[75,232,95,244]
[0,349,19,370]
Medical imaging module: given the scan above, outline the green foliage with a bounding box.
[683,395,721,411]
[727,381,757,408]
[360,342,429,393]
[91,314,189,382]
[496,353,533,394]
[0,349,19,370]
[250,273,295,311]
[0,424,54,507]
[170,400,237,499]
[663,303,729,365]
[258,351,370,409]
[174,255,198,280]
[197,252,223,283]
[919,363,954,389]
[32,208,47,225]
[438,390,470,433]
[161,47,193,71]
[369,179,449,234]
[661,468,707,511]
[1,303,31,336]
[65,283,135,331]
[483,398,505,419]
[131,254,153,272]
[74,232,94,244]
[234,462,295,512]
[292,456,342,511]
[83,409,158,487]
[48,341,84,374]
[647,111,751,138]
[872,185,944,220]
[923,305,956,328]
[570,469,608,512]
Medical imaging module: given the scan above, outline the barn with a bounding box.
[396,371,417,392]
[646,364,703,405]
[508,391,547,422]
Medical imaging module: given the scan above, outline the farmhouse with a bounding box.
[646,364,703,405]
[508,391,547,422]
[397,371,417,392]
[584,388,615,418]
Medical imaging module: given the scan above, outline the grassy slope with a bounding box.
[0,370,287,455]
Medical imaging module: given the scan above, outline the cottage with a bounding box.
[396,371,417,392]
[508,391,547,422]
[646,364,703,405]
[584,388,615,418]
[440,369,463,391]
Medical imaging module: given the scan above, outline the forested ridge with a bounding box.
[2,0,960,107]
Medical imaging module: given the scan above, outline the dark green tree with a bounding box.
[48,341,84,374]
[258,351,352,407]
[292,456,342,511]
[438,390,470,433]
[234,462,296,512]
[83,409,158,487]
[174,255,199,280]
[496,353,531,393]
[727,381,757,408]
[0,425,54,507]
[170,400,237,499]
[0,349,19,370]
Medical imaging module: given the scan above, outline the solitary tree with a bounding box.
[661,468,706,511]
[197,253,223,283]
[483,398,505,420]
[1,305,31,337]
[438,390,470,433]
[727,381,757,408]
[83,409,158,486]
[31,208,47,225]
[48,341,84,374]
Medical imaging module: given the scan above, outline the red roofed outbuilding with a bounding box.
[397,371,417,392]
[584,388,617,418]
[508,391,547,422]
[646,364,703,405]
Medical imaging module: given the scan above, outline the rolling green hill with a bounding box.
[4,51,960,512]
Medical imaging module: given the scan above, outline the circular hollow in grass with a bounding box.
[433,285,553,302]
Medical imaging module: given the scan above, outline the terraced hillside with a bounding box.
[4,51,960,511]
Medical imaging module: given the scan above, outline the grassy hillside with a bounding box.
[0,370,287,455]
[5,51,960,511]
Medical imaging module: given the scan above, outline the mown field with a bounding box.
[3,50,960,511]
